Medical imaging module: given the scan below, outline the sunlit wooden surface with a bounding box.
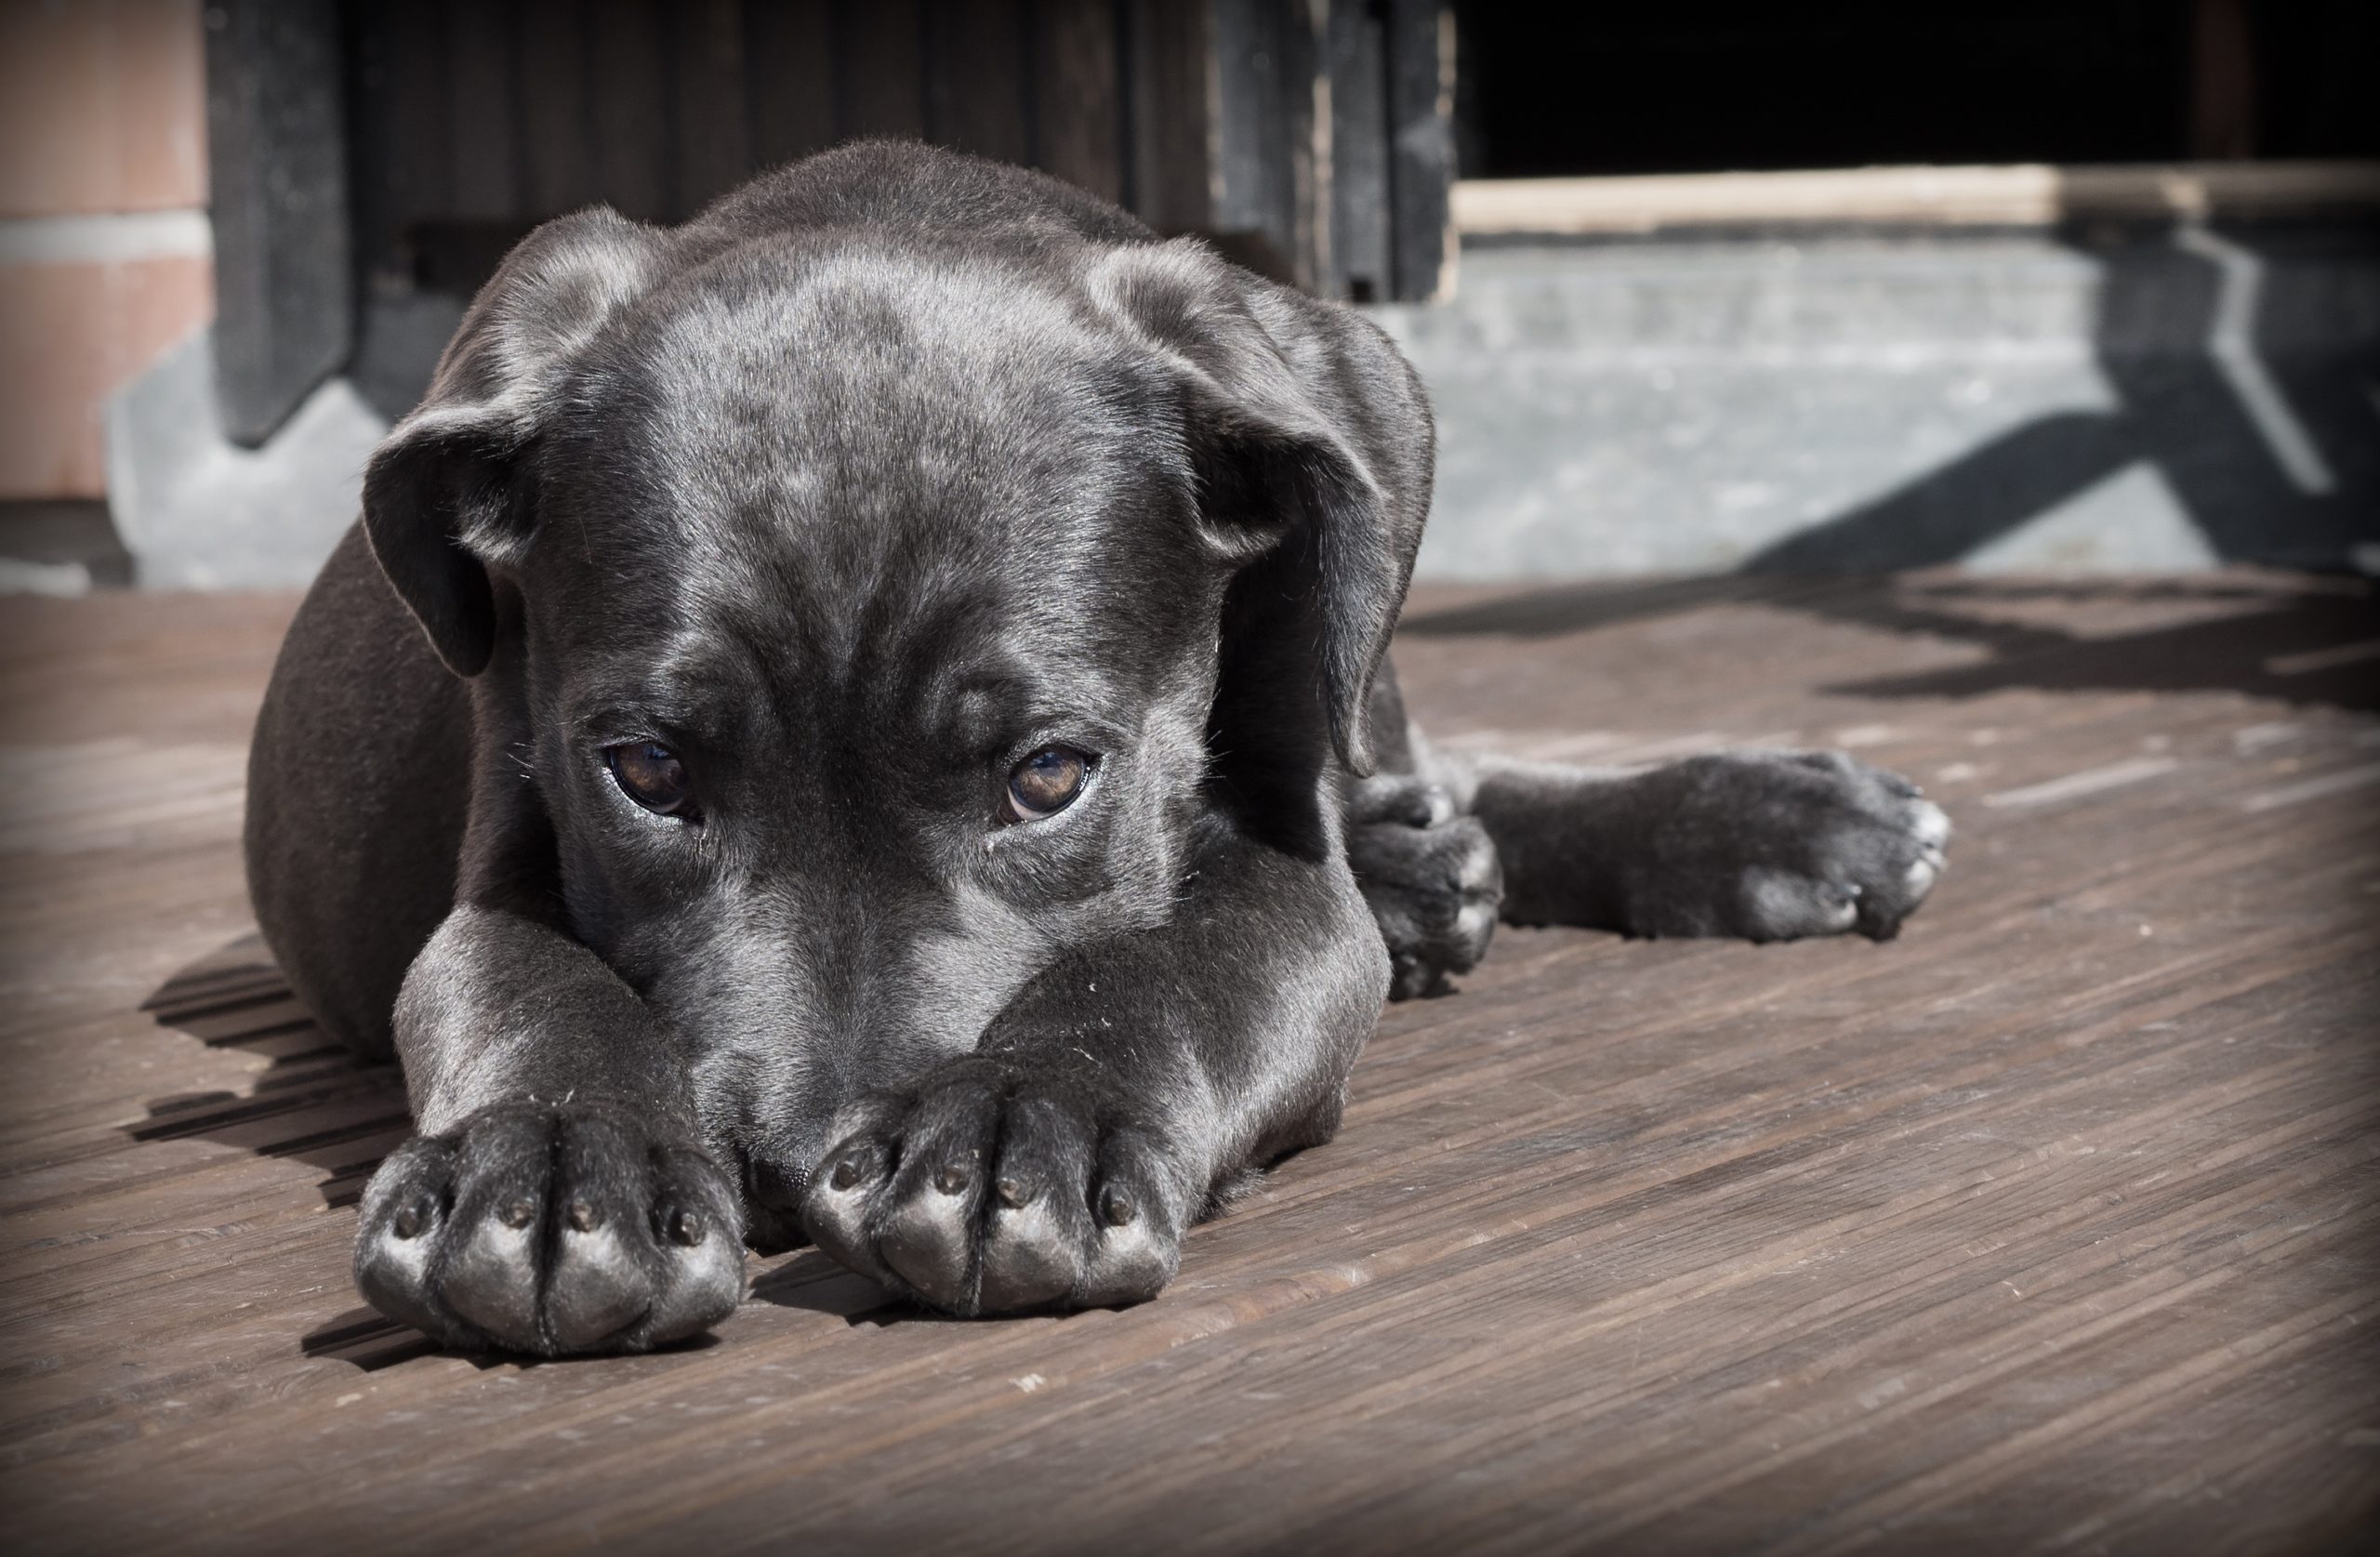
[4,573,2374,1553]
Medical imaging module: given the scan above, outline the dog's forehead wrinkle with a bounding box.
[641,243,1098,421]
[553,601,776,759]
[542,271,1221,714]
[621,251,1134,522]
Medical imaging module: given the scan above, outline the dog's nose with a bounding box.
[740,1155,811,1254]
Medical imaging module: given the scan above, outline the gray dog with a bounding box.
[246,142,1949,1355]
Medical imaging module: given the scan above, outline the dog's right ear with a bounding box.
[1088,239,1435,778]
[363,208,669,677]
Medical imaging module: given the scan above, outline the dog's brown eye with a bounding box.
[606,741,694,817]
[1008,746,1091,821]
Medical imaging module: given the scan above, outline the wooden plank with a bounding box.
[836,0,926,141]
[1030,0,1125,205]
[1,574,2374,1550]
[588,0,671,220]
[1384,0,1452,301]
[1125,0,1213,233]
[517,0,595,218]
[341,0,417,289]
[1451,160,2380,237]
[671,0,751,214]
[202,0,352,444]
[1209,0,1322,289]
[441,0,520,222]
[1327,0,1392,301]
[744,0,838,174]
[923,0,1030,165]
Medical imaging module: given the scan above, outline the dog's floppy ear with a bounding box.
[1091,240,1434,776]
[363,208,670,676]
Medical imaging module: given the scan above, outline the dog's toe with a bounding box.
[643,1156,744,1342]
[877,1158,984,1310]
[440,1207,544,1347]
[352,1137,455,1338]
[544,1222,649,1351]
[1074,1133,1180,1307]
[976,1196,1079,1312]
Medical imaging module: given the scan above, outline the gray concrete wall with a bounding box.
[1373,226,2380,579]
[86,223,2380,590]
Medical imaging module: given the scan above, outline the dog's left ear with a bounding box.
[1091,240,1434,777]
[364,208,671,676]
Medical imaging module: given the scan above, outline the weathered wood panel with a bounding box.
[1032,0,1127,205]
[1328,0,1393,301]
[1210,0,1322,288]
[442,0,520,222]
[9,572,2370,1550]
[924,0,1031,166]
[338,0,1449,301]
[672,0,754,213]
[204,0,351,445]
[742,0,838,175]
[1384,0,1452,302]
[516,0,595,216]
[837,0,926,141]
[587,0,670,222]
[1127,0,1216,234]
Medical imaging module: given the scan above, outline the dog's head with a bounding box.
[361,159,1431,1227]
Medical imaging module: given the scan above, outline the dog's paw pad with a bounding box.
[803,1062,1183,1316]
[353,1102,744,1356]
[1610,751,1953,942]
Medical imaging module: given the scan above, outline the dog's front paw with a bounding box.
[1348,774,1503,998]
[353,1101,744,1355]
[1622,750,1950,942]
[802,1057,1184,1316]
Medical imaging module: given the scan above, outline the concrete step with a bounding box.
[1376,225,2380,577]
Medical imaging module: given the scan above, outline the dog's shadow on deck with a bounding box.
[134,934,439,1368]
[132,931,410,1212]
[132,938,923,1364]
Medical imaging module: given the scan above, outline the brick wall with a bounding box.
[0,0,213,499]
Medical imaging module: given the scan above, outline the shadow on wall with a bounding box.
[1744,218,2380,575]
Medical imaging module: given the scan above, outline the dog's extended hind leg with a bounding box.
[1422,738,1951,943]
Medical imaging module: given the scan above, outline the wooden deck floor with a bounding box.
[3,573,2376,1553]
